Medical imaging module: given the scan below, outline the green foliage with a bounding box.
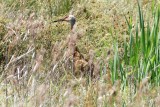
[53,0,72,16]
[2,0,72,16]
[110,0,160,85]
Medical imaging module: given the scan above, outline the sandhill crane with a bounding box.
[53,14,77,74]
[53,14,92,77]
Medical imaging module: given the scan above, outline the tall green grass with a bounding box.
[110,1,160,86]
[2,0,72,16]
[53,0,72,16]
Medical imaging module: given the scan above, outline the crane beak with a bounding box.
[53,16,70,22]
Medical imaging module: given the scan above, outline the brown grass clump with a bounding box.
[155,95,160,107]
[84,85,97,107]
[32,47,45,73]
[63,89,79,107]
[34,84,49,107]
[132,76,150,105]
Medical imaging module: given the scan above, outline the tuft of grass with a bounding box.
[53,0,72,16]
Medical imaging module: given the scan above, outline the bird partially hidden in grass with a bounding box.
[53,14,93,77]
[53,14,77,74]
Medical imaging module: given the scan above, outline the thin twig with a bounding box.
[5,47,35,70]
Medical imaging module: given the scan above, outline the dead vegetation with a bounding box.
[0,0,160,106]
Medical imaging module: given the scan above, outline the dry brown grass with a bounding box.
[0,0,159,106]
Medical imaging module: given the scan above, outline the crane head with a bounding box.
[53,15,76,30]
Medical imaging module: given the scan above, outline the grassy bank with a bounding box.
[0,0,160,106]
